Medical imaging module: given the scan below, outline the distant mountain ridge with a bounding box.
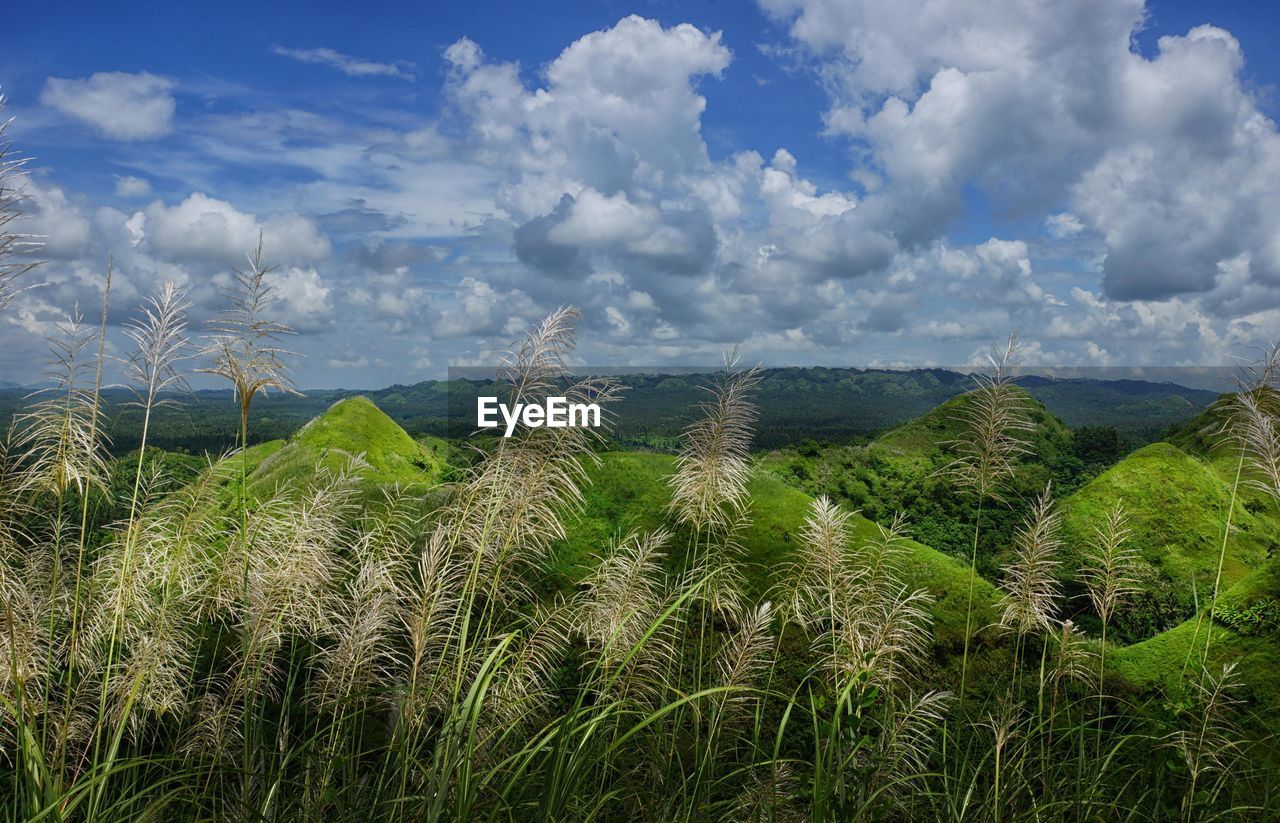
[0,366,1221,453]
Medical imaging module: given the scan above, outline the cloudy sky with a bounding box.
[3,0,1280,387]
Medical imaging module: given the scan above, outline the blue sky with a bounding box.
[3,0,1280,387]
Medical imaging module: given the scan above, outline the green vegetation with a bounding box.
[1165,393,1237,457]
[248,396,452,493]
[1,253,1277,820]
[1060,442,1280,642]
[757,387,1087,570]
[554,452,1001,646]
[1112,582,1280,710]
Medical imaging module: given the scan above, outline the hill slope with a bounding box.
[553,452,1001,650]
[556,450,1280,719]
[1111,557,1280,709]
[1165,393,1238,458]
[1059,442,1280,641]
[758,387,1084,569]
[875,385,1073,462]
[215,396,452,504]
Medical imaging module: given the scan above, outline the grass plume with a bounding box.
[0,91,40,315]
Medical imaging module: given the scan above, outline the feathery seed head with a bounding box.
[997,483,1063,637]
[576,528,670,663]
[13,310,110,496]
[716,601,776,700]
[939,332,1035,503]
[783,495,856,628]
[1081,501,1138,626]
[668,349,761,533]
[199,236,300,409]
[122,281,192,408]
[0,92,41,315]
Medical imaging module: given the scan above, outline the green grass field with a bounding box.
[6,374,1279,820]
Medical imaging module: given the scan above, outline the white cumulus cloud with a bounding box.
[41,71,176,140]
[137,193,331,265]
[760,0,1280,308]
[114,175,152,198]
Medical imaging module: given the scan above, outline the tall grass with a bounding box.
[0,207,1275,816]
[1081,501,1136,749]
[1199,344,1280,666]
[940,333,1034,702]
[0,92,40,314]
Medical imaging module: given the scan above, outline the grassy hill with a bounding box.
[215,396,453,505]
[756,386,1279,635]
[758,387,1084,568]
[552,451,1001,650]
[1111,556,1280,709]
[1059,442,1280,641]
[1164,392,1250,458]
[875,385,1073,462]
[733,388,1279,720]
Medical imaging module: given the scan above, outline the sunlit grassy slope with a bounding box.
[207,395,1277,713]
[1059,442,1279,637]
[1165,395,1224,447]
[1110,557,1280,708]
[872,391,1278,703]
[552,451,1001,648]
[214,396,453,504]
[1060,398,1280,707]
[874,386,1072,466]
[1162,392,1280,530]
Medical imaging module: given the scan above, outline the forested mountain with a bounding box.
[0,366,1220,454]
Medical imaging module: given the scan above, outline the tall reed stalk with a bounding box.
[1202,344,1280,665]
[199,238,298,805]
[668,350,760,709]
[940,333,1033,701]
[0,91,40,315]
[1081,501,1135,750]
